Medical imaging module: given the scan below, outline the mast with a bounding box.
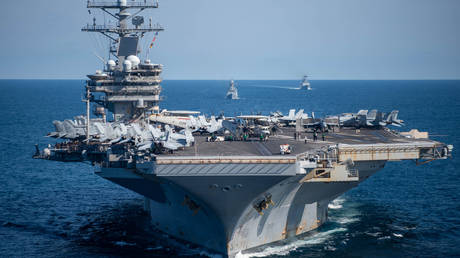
[82,0,163,40]
[82,0,164,122]
[86,85,90,140]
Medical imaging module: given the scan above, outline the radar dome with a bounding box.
[106,60,116,71]
[118,0,127,7]
[127,55,140,68]
[123,60,132,72]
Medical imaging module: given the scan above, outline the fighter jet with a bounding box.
[160,125,185,151]
[303,118,328,131]
[384,110,404,127]
[48,117,87,139]
[132,124,191,152]
[222,119,240,138]
[278,109,309,126]
[336,109,404,128]
[47,115,195,153]
[237,115,272,126]
[192,115,223,134]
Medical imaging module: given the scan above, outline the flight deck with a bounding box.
[162,127,436,157]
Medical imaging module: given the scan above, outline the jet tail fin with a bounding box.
[295,109,304,119]
[288,109,295,119]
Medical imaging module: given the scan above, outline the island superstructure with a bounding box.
[33,1,453,257]
[81,0,164,123]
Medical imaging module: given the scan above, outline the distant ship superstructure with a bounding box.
[299,75,312,90]
[226,80,239,99]
[33,1,453,257]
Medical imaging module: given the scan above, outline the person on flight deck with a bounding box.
[260,133,264,141]
[313,130,318,141]
[322,132,325,141]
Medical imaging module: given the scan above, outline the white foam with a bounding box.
[178,247,222,258]
[199,251,223,258]
[238,227,347,257]
[248,84,300,90]
[365,232,382,237]
[335,217,359,224]
[145,246,162,251]
[392,233,403,238]
[113,241,136,246]
[328,197,345,210]
[324,244,337,251]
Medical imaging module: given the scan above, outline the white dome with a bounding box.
[106,60,116,71]
[123,60,132,72]
[144,59,151,64]
[127,55,140,67]
[118,0,127,6]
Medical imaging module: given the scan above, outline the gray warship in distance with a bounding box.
[299,75,311,90]
[226,80,239,99]
[33,1,453,257]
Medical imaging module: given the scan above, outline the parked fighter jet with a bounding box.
[129,123,195,152]
[237,115,272,126]
[222,120,241,138]
[148,111,224,135]
[334,109,404,128]
[278,109,309,126]
[161,125,185,150]
[384,110,404,127]
[191,115,223,133]
[303,118,328,131]
[47,116,193,152]
[48,116,103,139]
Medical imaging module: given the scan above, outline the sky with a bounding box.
[0,0,459,80]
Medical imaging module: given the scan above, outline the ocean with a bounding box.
[0,79,459,257]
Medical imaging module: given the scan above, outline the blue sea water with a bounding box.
[0,79,459,257]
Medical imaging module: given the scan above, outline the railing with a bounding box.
[87,80,162,87]
[297,145,339,168]
[82,24,164,33]
[87,0,159,8]
[155,156,296,165]
[347,168,359,178]
[337,142,451,162]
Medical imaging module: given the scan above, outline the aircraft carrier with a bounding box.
[34,1,453,257]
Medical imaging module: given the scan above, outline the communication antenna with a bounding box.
[92,51,106,64]
[132,16,144,28]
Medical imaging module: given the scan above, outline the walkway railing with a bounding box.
[87,0,159,8]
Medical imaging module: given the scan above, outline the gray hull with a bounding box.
[97,160,385,256]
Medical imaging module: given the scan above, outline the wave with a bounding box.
[176,248,223,258]
[113,241,137,247]
[246,84,300,90]
[328,197,346,210]
[334,217,359,225]
[237,227,347,257]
